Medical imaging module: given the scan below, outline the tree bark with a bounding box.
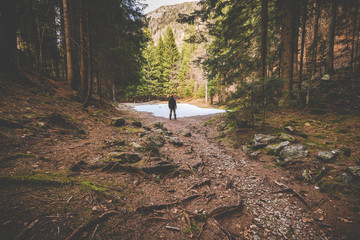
[79,0,87,101]
[83,0,93,107]
[0,0,18,73]
[298,0,307,101]
[279,0,297,106]
[326,0,338,74]
[62,0,74,87]
[261,0,268,123]
[306,0,320,105]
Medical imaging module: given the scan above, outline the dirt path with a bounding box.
[111,104,336,239]
[0,78,354,240]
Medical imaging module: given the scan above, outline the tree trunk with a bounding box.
[261,0,268,123]
[83,0,93,107]
[279,0,297,106]
[261,0,268,81]
[79,0,87,100]
[306,0,320,105]
[298,0,307,101]
[0,0,18,73]
[326,0,338,74]
[62,0,74,88]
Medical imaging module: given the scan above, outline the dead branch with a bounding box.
[136,194,202,213]
[65,211,119,240]
[13,219,39,240]
[271,188,310,208]
[187,163,198,177]
[151,221,169,235]
[165,226,180,231]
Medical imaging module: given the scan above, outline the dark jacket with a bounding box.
[168,97,176,109]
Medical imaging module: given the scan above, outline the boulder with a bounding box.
[279,133,296,142]
[108,152,142,163]
[265,141,290,156]
[150,135,165,147]
[183,132,192,137]
[347,166,360,179]
[139,130,150,138]
[241,145,252,155]
[279,144,308,162]
[132,121,142,127]
[154,128,165,135]
[254,134,277,144]
[111,117,125,127]
[131,142,142,149]
[166,136,183,146]
[284,126,295,133]
[249,150,262,160]
[153,122,164,129]
[251,141,267,150]
[317,150,340,162]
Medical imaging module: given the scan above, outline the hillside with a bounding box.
[146,1,208,99]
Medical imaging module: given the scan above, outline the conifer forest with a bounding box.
[0,0,360,239]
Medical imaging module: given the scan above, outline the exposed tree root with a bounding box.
[65,211,119,240]
[136,194,202,213]
[272,181,310,208]
[188,179,211,191]
[208,196,243,218]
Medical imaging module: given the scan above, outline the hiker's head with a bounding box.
[170,95,174,99]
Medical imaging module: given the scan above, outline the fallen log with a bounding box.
[65,211,119,240]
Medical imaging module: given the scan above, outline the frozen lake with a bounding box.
[133,103,226,118]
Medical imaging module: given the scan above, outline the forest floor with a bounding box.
[0,73,359,240]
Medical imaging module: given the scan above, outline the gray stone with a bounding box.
[111,117,125,127]
[279,144,308,162]
[154,128,165,135]
[139,130,150,137]
[347,166,360,179]
[279,133,296,142]
[254,134,277,144]
[153,122,164,129]
[108,152,142,163]
[249,150,262,160]
[183,132,192,137]
[265,141,290,155]
[317,151,337,162]
[151,135,165,147]
[252,141,267,150]
[166,136,183,146]
[241,145,252,154]
[321,74,330,81]
[339,173,352,185]
[284,126,295,133]
[131,142,142,149]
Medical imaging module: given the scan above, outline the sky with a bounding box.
[143,0,196,14]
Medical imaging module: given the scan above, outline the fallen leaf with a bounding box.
[302,217,313,223]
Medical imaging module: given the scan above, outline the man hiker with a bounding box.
[168,95,177,120]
